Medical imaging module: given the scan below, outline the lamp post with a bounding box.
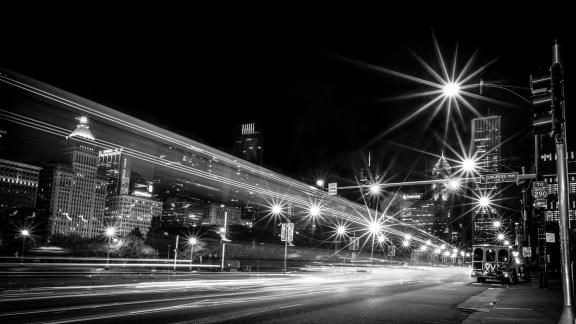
[20,229,30,264]
[104,227,116,270]
[221,211,228,271]
[173,234,179,272]
[188,237,197,271]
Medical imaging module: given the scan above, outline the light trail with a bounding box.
[0,70,491,246]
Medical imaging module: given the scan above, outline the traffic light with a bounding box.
[530,65,563,137]
[530,73,554,136]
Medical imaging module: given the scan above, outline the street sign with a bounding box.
[480,172,519,184]
[328,182,337,196]
[546,232,556,243]
[281,223,294,242]
[387,246,396,257]
[522,247,532,258]
[349,237,359,251]
[534,199,547,208]
[531,181,549,199]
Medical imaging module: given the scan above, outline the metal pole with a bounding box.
[552,40,574,324]
[556,139,574,323]
[283,238,288,273]
[106,240,111,270]
[20,236,25,264]
[221,211,227,271]
[173,235,179,272]
[190,245,193,271]
[370,235,375,263]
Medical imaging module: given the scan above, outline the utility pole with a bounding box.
[551,41,573,324]
[531,40,573,324]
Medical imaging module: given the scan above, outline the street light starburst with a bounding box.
[337,33,501,143]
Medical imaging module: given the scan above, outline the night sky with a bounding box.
[1,7,573,185]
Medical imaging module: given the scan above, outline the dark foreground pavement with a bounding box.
[461,278,563,324]
[0,266,565,323]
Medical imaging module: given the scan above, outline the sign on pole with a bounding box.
[546,232,556,243]
[349,237,359,251]
[531,181,549,199]
[387,246,396,257]
[328,182,338,196]
[480,172,519,184]
[522,247,532,258]
[281,223,294,242]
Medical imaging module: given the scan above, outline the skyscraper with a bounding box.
[233,122,263,165]
[431,154,454,242]
[98,148,131,196]
[42,117,107,238]
[471,115,501,244]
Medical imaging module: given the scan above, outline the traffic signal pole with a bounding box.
[551,41,574,324]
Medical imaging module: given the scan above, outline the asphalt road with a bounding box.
[0,266,502,323]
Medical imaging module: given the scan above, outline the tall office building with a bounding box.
[98,148,131,196]
[43,117,107,238]
[471,115,502,244]
[431,154,454,242]
[396,192,435,235]
[233,122,263,165]
[0,159,42,213]
[104,195,162,237]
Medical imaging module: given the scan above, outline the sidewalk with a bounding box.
[460,278,564,323]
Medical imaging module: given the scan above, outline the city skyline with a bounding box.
[1,15,572,185]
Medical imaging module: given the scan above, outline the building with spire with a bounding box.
[431,154,455,242]
[39,117,107,238]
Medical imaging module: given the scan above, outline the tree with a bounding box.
[129,227,144,239]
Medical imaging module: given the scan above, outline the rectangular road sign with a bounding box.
[534,199,547,208]
[480,172,519,184]
[522,247,532,258]
[349,237,359,251]
[281,223,294,242]
[546,232,556,243]
[328,182,337,196]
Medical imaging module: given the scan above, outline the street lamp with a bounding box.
[497,233,505,241]
[188,237,198,271]
[460,157,477,175]
[493,220,501,228]
[271,204,282,216]
[20,229,30,264]
[478,196,491,208]
[309,205,321,217]
[316,179,324,188]
[104,226,116,270]
[442,82,460,97]
[221,211,228,271]
[369,183,381,195]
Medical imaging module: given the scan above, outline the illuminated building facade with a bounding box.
[160,197,205,229]
[431,154,454,242]
[0,159,41,213]
[98,148,131,196]
[471,115,501,244]
[233,122,263,165]
[397,193,435,235]
[203,203,248,227]
[45,117,107,238]
[104,194,162,237]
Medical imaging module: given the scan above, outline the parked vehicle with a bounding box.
[470,244,528,284]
